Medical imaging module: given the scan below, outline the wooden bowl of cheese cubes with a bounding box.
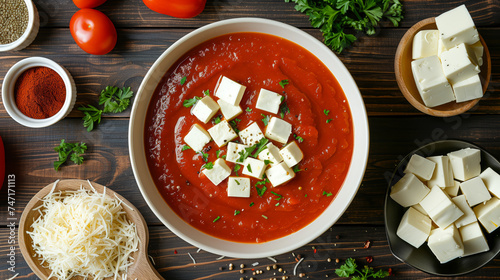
[385,140,500,276]
[395,5,491,117]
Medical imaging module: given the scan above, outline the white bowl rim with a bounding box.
[1,56,76,128]
[129,17,370,258]
[0,0,37,52]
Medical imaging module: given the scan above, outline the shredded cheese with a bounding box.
[27,184,139,280]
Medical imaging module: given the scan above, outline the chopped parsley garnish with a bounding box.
[261,114,271,126]
[230,119,241,133]
[200,152,209,162]
[275,202,280,206]
[203,89,210,95]
[279,101,290,118]
[203,162,214,170]
[213,116,222,124]
[246,107,252,112]
[335,258,390,279]
[294,134,304,143]
[255,178,269,186]
[216,150,223,158]
[323,191,333,197]
[262,215,268,219]
[271,191,283,201]
[326,119,333,123]
[213,216,220,223]
[264,159,273,165]
[293,165,303,172]
[250,202,255,207]
[234,210,241,216]
[183,96,202,107]
[324,109,330,115]
[237,138,269,163]
[234,164,241,176]
[247,164,253,173]
[256,185,267,197]
[180,76,187,85]
[182,145,191,151]
[54,140,87,171]
[235,179,241,185]
[279,79,289,88]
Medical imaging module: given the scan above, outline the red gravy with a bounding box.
[144,33,353,243]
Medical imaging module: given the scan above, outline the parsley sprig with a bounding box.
[54,139,88,171]
[285,0,404,53]
[335,258,390,279]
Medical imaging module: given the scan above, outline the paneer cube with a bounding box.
[479,167,500,198]
[411,56,455,108]
[444,180,460,197]
[396,207,432,248]
[452,195,477,228]
[265,117,292,144]
[257,143,283,167]
[427,155,454,188]
[239,122,265,146]
[404,154,436,181]
[469,40,484,66]
[183,124,211,152]
[447,148,481,181]
[435,4,479,49]
[227,177,251,198]
[439,43,480,84]
[459,221,490,257]
[453,75,483,103]
[217,99,242,121]
[226,142,249,165]
[473,197,500,233]
[266,162,295,187]
[427,225,464,264]
[412,30,439,60]
[202,158,231,186]
[215,76,246,106]
[280,141,303,168]
[192,96,220,124]
[255,88,282,114]
[460,176,491,207]
[242,158,266,179]
[419,186,464,228]
[208,120,238,147]
[390,173,430,207]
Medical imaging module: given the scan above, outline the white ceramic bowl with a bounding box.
[129,18,370,258]
[2,57,77,128]
[0,0,40,52]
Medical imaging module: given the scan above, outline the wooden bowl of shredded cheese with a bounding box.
[19,179,163,280]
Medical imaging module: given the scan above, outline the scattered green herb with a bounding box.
[230,119,241,133]
[323,191,333,197]
[262,215,268,219]
[234,164,241,176]
[54,139,88,171]
[275,202,280,206]
[247,164,253,173]
[213,216,221,223]
[235,179,241,185]
[203,89,210,95]
[200,152,209,162]
[250,202,255,207]
[255,178,269,186]
[256,185,267,197]
[261,114,271,126]
[279,79,289,88]
[279,101,290,118]
[264,159,273,165]
[324,109,330,115]
[216,150,223,158]
[180,76,187,85]
[246,107,252,112]
[213,116,222,124]
[203,162,214,170]
[183,96,202,108]
[293,165,303,172]
[237,138,269,163]
[79,105,102,132]
[271,191,283,201]
[335,258,390,279]
[294,134,304,143]
[326,119,333,123]
[234,210,241,216]
[182,145,192,151]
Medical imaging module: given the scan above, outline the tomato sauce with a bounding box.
[144,33,353,243]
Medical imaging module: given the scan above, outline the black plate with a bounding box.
[384,140,500,276]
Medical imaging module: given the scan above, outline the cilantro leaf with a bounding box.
[203,162,214,170]
[256,185,267,197]
[279,79,289,88]
[99,86,134,114]
[54,140,88,171]
[279,101,290,118]
[183,96,202,107]
[180,76,187,85]
[182,145,191,151]
[261,114,270,126]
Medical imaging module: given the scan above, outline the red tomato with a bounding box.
[142,0,206,18]
[0,136,4,190]
[72,0,107,9]
[70,9,117,55]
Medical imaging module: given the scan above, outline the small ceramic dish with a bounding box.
[394,17,491,117]
[385,140,500,276]
[0,0,40,52]
[1,57,77,128]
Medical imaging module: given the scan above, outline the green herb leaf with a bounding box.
[213,116,222,124]
[54,139,88,171]
[234,210,241,216]
[326,119,333,123]
[229,118,241,133]
[261,114,270,126]
[279,79,289,88]
[279,101,290,118]
[180,76,187,85]
[183,96,202,108]
[293,165,303,172]
[246,164,253,173]
[99,86,134,114]
[335,257,390,279]
[78,105,102,132]
[216,150,223,158]
[271,191,282,201]
[182,145,191,151]
[262,215,268,219]
[200,152,209,162]
[264,159,273,165]
[250,202,255,207]
[203,162,214,170]
[275,202,280,206]
[294,134,304,143]
[246,107,252,112]
[203,89,210,95]
[255,178,270,186]
[234,164,241,176]
[213,216,220,223]
[256,185,267,197]
[323,191,333,197]
[324,109,330,115]
[235,179,241,185]
[237,138,269,163]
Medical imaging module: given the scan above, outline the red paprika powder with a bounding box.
[14,66,66,119]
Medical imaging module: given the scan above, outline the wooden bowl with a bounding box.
[18,179,164,280]
[395,17,491,117]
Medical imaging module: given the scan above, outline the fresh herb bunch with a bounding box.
[285,0,404,53]
[79,86,134,131]
[335,258,390,280]
[54,139,88,171]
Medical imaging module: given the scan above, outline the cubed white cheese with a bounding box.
[439,43,480,84]
[390,173,430,207]
[257,143,283,167]
[435,4,479,49]
[256,89,282,114]
[265,117,292,144]
[266,162,295,187]
[473,197,500,233]
[404,154,436,181]
[239,122,265,146]
[453,75,483,103]
[183,124,211,152]
[460,176,491,207]
[452,195,477,228]
[412,203,428,216]
[427,156,454,188]
[226,142,249,165]
[459,221,490,257]
[227,177,251,198]
[217,99,242,121]
[480,167,500,198]
[280,141,303,168]
[207,120,238,147]
[419,185,464,228]
[469,40,484,66]
[437,35,448,56]
[447,148,481,181]
[396,207,432,248]
[412,30,440,60]
[427,225,464,264]
[242,158,266,179]
[444,180,461,197]
[192,96,220,124]
[411,56,455,108]
[215,76,246,106]
[202,158,231,186]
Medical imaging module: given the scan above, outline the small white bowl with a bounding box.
[1,57,77,128]
[0,0,40,52]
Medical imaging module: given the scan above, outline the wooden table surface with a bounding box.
[0,0,499,279]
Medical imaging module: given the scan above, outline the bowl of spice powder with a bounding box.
[0,0,39,52]
[2,57,76,128]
